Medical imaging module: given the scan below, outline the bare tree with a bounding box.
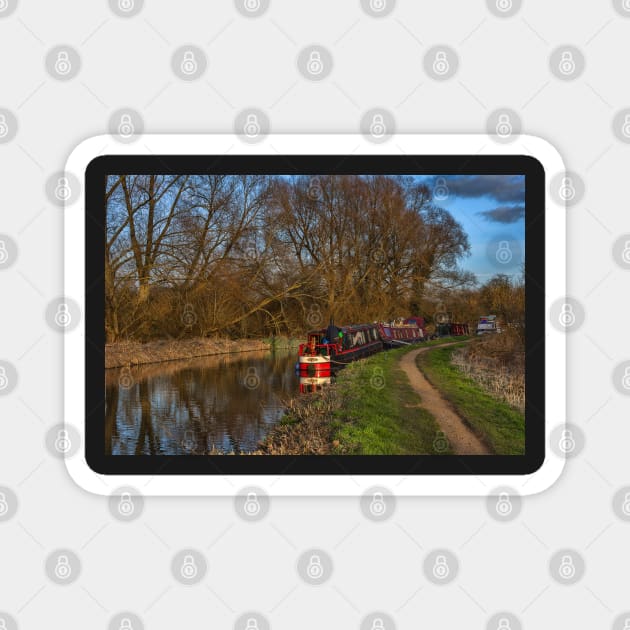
[105,174,475,341]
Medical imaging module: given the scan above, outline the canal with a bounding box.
[105,349,300,455]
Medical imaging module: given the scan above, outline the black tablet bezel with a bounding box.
[86,154,545,476]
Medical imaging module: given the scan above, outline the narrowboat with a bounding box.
[297,321,382,375]
[377,317,426,348]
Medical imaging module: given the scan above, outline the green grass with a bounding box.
[421,335,471,347]
[332,346,448,455]
[416,344,525,455]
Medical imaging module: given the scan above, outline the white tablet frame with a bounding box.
[64,133,566,496]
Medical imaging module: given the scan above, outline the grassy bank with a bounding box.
[255,387,339,455]
[259,344,450,455]
[105,336,302,369]
[332,346,446,454]
[416,344,525,455]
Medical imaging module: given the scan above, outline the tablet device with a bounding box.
[63,134,565,495]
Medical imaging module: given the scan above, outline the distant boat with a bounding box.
[476,315,501,335]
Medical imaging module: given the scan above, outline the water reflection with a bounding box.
[106,350,299,455]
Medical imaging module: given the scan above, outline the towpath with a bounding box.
[399,342,491,455]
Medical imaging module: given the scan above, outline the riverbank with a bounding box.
[257,340,463,455]
[105,336,302,369]
[257,336,526,456]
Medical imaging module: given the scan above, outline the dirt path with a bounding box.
[399,342,491,455]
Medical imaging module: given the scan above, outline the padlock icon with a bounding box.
[54,177,72,201]
[244,113,261,138]
[621,492,630,516]
[495,492,513,516]
[496,113,513,137]
[244,0,261,11]
[433,177,448,200]
[245,619,259,630]
[182,303,196,327]
[244,492,261,516]
[55,429,72,453]
[0,492,8,516]
[0,240,8,264]
[558,429,575,453]
[495,0,512,12]
[369,0,386,12]
[497,618,511,630]
[307,50,324,75]
[307,303,322,326]
[308,176,322,200]
[182,430,196,451]
[432,555,450,579]
[622,114,630,139]
[54,302,72,328]
[180,554,198,579]
[370,366,385,389]
[558,177,575,201]
[622,240,630,264]
[623,619,630,630]
[54,51,72,76]
[0,366,8,390]
[244,366,260,389]
[118,113,134,137]
[432,51,449,76]
[119,367,134,389]
[306,554,324,579]
[623,366,630,390]
[558,51,575,76]
[54,554,72,579]
[118,0,134,11]
[495,241,513,264]
[433,430,449,452]
[371,618,385,630]
[119,618,133,630]
[180,50,198,76]
[0,619,7,630]
[369,491,386,516]
[0,114,8,138]
[558,554,575,579]
[369,113,386,138]
[118,492,135,516]
[558,303,575,328]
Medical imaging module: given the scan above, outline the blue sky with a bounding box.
[414,175,525,283]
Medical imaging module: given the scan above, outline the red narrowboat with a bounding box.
[297,322,382,375]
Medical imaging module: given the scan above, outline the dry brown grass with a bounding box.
[252,387,340,455]
[451,331,525,412]
[105,337,272,369]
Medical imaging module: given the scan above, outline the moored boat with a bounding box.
[298,316,428,375]
[377,317,426,348]
[298,321,382,375]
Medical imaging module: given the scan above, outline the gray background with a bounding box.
[1,1,629,628]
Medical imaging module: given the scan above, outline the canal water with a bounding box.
[105,349,300,455]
